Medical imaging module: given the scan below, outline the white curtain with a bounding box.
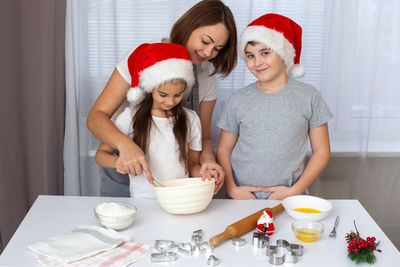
[64,0,400,196]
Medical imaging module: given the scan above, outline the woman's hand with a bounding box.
[117,140,154,184]
[200,160,225,194]
[227,185,264,200]
[264,186,298,200]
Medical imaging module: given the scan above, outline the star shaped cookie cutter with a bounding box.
[266,239,304,265]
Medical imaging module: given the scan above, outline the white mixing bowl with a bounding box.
[282,195,332,221]
[153,178,215,214]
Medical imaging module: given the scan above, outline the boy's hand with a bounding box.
[200,160,225,194]
[228,185,264,200]
[264,186,297,200]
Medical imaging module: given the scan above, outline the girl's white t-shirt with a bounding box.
[116,40,218,102]
[115,106,202,199]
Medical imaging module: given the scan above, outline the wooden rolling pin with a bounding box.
[209,203,284,247]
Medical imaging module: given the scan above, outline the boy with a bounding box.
[217,14,333,200]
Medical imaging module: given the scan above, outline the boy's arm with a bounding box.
[217,129,263,199]
[266,123,331,200]
[95,143,129,174]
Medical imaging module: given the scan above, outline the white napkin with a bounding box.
[28,225,131,263]
[35,242,151,267]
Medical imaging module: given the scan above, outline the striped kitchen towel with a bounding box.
[35,242,151,267]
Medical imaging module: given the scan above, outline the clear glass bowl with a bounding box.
[291,220,324,242]
[94,202,137,230]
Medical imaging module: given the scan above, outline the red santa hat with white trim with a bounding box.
[239,13,306,78]
[126,43,195,103]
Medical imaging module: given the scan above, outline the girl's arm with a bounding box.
[266,123,331,200]
[217,129,264,199]
[86,69,153,182]
[95,143,129,174]
[198,100,225,183]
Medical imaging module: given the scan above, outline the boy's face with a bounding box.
[244,42,287,83]
[152,81,186,114]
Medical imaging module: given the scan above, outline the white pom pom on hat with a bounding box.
[290,64,306,78]
[126,86,146,103]
[239,13,306,78]
[126,43,195,103]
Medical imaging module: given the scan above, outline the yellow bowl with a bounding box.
[291,220,324,242]
[153,178,215,214]
[282,195,332,221]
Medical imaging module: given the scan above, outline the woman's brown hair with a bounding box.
[170,0,237,77]
[132,82,189,172]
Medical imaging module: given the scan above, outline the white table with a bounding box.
[0,195,399,266]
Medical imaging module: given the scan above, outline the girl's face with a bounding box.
[186,23,229,65]
[152,81,186,116]
[244,42,286,83]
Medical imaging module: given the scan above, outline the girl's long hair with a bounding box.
[132,86,189,172]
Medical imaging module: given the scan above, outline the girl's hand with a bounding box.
[117,141,154,183]
[264,186,297,200]
[115,160,129,174]
[228,185,264,200]
[200,160,225,193]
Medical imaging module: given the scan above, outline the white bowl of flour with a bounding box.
[94,202,137,230]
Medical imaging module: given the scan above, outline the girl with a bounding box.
[87,0,237,196]
[95,43,202,199]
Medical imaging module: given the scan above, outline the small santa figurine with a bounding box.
[256,210,275,236]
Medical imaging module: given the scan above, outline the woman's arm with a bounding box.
[188,149,201,178]
[198,100,225,189]
[217,129,263,199]
[265,123,331,200]
[86,69,153,181]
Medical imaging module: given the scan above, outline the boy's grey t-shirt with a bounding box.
[217,78,333,199]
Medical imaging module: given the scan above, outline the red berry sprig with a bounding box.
[347,237,381,253]
[346,221,381,264]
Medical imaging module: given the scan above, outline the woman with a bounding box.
[87,0,237,196]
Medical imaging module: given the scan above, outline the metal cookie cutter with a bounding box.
[207,255,221,266]
[178,242,193,256]
[199,241,215,254]
[252,232,270,248]
[232,237,247,246]
[266,239,304,265]
[151,251,178,263]
[192,229,203,244]
[155,240,176,252]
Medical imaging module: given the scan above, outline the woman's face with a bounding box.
[185,23,229,65]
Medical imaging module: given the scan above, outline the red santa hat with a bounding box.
[126,43,195,103]
[239,13,305,78]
